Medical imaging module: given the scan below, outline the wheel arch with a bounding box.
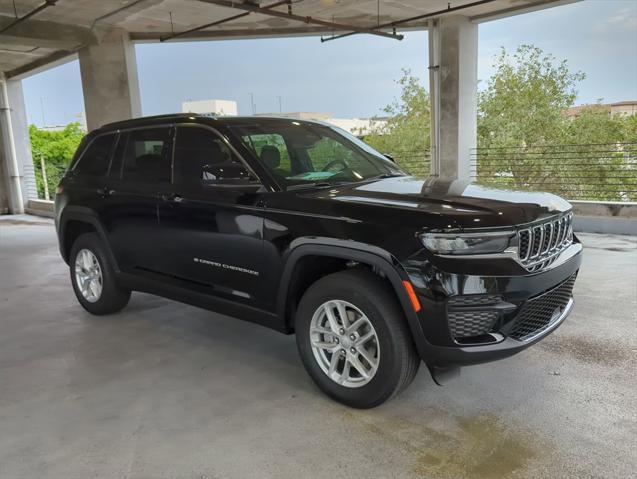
[277,240,428,358]
[58,207,118,270]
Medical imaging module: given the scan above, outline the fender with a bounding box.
[276,238,431,360]
[58,206,120,271]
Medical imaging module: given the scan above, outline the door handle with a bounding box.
[97,187,114,197]
[161,193,185,204]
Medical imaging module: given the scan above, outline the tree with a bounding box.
[30,123,84,198]
[361,44,635,200]
[364,69,430,176]
[478,44,585,148]
[475,45,635,201]
[562,107,637,201]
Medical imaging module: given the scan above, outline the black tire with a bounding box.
[69,232,131,315]
[295,269,420,408]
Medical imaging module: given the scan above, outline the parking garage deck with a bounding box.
[0,216,635,479]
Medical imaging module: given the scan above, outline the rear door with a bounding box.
[101,126,174,274]
[156,124,266,308]
[66,132,118,222]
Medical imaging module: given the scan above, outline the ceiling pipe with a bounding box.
[197,0,403,41]
[160,0,290,42]
[320,0,497,43]
[0,0,57,36]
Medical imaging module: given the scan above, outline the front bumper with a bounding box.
[404,242,582,367]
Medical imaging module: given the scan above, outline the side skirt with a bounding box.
[116,271,287,334]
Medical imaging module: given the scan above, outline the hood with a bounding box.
[297,176,571,230]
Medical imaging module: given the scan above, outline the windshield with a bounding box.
[228,121,405,188]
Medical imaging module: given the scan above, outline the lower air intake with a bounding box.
[508,274,577,341]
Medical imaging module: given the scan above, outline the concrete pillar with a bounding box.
[78,29,141,131]
[0,138,9,214]
[0,75,37,214]
[428,16,478,182]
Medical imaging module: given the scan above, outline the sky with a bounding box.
[22,0,637,127]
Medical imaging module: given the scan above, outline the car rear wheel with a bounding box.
[295,269,420,408]
[69,233,130,315]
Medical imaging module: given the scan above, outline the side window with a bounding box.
[120,128,171,183]
[73,134,116,178]
[242,133,291,175]
[174,127,254,185]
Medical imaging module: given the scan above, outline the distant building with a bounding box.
[566,100,637,118]
[325,117,387,136]
[254,112,332,121]
[39,112,87,132]
[182,99,238,116]
[610,101,637,116]
[255,111,387,136]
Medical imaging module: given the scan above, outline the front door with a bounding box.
[156,124,265,308]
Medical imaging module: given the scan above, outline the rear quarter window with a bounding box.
[73,133,116,177]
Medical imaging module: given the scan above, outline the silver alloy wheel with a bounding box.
[74,248,103,303]
[309,300,380,388]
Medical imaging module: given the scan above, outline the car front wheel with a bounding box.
[295,269,420,408]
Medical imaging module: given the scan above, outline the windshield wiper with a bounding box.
[286,182,334,191]
[374,172,405,179]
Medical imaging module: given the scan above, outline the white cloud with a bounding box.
[593,5,637,32]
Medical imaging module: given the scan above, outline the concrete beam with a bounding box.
[470,0,581,23]
[429,15,478,181]
[5,50,76,80]
[0,15,93,50]
[78,29,141,131]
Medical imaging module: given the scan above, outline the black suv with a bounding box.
[55,114,582,408]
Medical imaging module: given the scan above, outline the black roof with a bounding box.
[97,113,324,133]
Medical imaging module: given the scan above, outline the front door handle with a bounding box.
[161,193,185,204]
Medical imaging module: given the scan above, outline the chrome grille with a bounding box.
[518,213,573,272]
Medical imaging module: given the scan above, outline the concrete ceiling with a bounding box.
[0,0,574,78]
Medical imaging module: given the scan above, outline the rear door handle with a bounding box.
[97,187,114,197]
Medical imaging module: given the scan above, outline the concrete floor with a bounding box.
[0,216,635,479]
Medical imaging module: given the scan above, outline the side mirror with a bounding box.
[383,153,396,163]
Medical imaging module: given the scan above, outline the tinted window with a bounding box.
[120,128,171,183]
[74,134,115,177]
[307,137,379,177]
[229,122,403,188]
[174,126,254,185]
[241,133,291,175]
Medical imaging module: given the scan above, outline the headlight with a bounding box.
[420,232,514,255]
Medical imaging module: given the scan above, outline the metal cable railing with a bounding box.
[470,143,637,202]
[389,149,431,178]
[387,143,636,202]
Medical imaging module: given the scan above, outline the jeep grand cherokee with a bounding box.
[54,114,582,408]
